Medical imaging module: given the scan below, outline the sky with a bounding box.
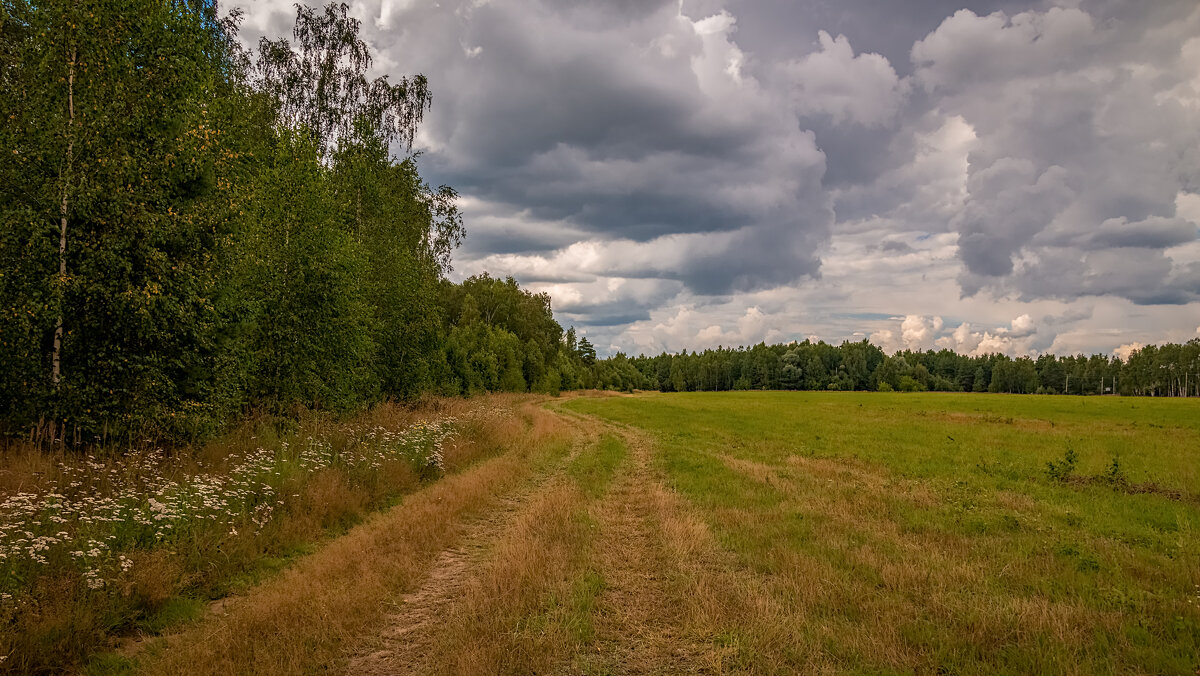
[228,0,1200,358]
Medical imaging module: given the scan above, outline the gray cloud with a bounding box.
[900,4,1200,306]
[1088,217,1198,250]
[365,0,837,294]
[230,0,1200,356]
[878,239,915,254]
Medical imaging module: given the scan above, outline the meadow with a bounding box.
[563,392,1200,674]
[2,391,1198,674]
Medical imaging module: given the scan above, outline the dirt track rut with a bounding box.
[343,406,719,675]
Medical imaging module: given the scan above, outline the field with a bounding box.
[4,392,1200,674]
[562,392,1200,673]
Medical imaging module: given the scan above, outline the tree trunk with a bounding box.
[51,47,76,386]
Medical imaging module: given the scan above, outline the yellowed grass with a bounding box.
[581,430,726,673]
[388,482,592,674]
[346,413,614,675]
[133,398,574,675]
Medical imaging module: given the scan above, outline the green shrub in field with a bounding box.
[1103,453,1128,486]
[1045,446,1078,482]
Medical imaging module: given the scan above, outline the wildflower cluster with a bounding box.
[357,420,455,477]
[0,418,458,603]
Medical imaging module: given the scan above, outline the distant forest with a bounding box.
[587,339,1200,398]
[1,2,1196,445]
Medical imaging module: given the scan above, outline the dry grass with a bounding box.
[346,414,619,675]
[0,394,556,674]
[580,428,726,673]
[387,482,594,674]
[133,398,575,675]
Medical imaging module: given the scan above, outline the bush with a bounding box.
[1045,446,1078,482]
[1103,453,1128,486]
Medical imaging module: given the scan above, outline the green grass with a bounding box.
[135,596,207,635]
[565,391,1200,674]
[567,434,627,499]
[553,435,625,644]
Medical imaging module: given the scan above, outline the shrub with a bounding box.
[1102,453,1128,486]
[1045,446,1078,483]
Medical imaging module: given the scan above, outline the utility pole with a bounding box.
[1064,374,1070,395]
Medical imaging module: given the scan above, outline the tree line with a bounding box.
[3,2,1194,446]
[0,1,594,443]
[588,339,1200,397]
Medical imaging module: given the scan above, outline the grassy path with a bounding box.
[128,396,742,675]
[554,414,711,674]
[344,409,606,673]
[342,405,719,674]
[128,400,580,675]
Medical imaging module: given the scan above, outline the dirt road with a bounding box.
[344,405,729,674]
[136,399,743,675]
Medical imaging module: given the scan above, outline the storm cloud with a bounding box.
[230,0,1200,356]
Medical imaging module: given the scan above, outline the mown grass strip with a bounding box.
[568,434,627,499]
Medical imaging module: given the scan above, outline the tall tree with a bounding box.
[1,0,244,437]
[255,2,430,158]
[577,337,597,366]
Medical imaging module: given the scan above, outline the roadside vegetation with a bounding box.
[0,395,535,673]
[134,397,586,676]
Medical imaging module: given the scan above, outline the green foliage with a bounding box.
[1103,453,1127,486]
[1,0,246,438]
[0,1,548,442]
[254,3,430,159]
[576,337,597,366]
[435,274,571,396]
[592,338,1200,399]
[1045,446,1079,483]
